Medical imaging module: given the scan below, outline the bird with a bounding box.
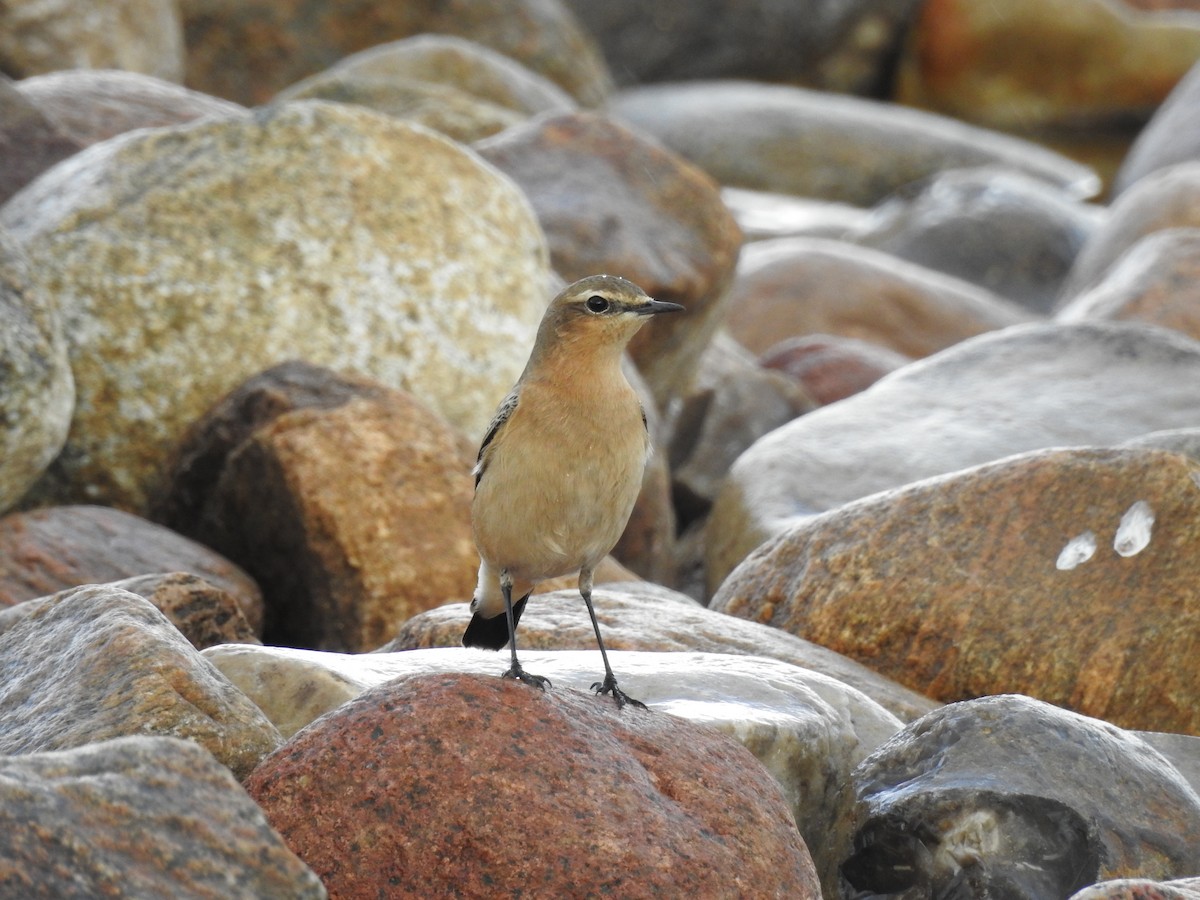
[462,274,683,709]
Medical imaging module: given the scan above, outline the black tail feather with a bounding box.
[462,594,529,650]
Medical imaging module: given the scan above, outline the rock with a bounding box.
[16,68,246,146]
[895,0,1200,132]
[211,644,896,896]
[275,34,575,143]
[720,187,875,242]
[180,0,611,107]
[722,237,1031,360]
[0,0,184,81]
[713,447,1200,734]
[475,111,742,409]
[0,585,281,778]
[154,361,478,652]
[1,101,550,511]
[840,696,1200,898]
[855,167,1102,313]
[0,736,326,899]
[0,504,263,633]
[0,572,259,650]
[607,80,1100,205]
[1115,59,1200,194]
[1137,731,1200,796]
[563,0,924,95]
[1057,228,1200,340]
[758,334,911,406]
[0,228,73,513]
[1062,162,1200,299]
[245,672,821,898]
[1072,879,1200,900]
[386,582,938,723]
[708,322,1200,591]
[0,76,81,205]
[1122,426,1200,463]
[667,332,813,525]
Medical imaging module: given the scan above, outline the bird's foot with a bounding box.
[591,674,647,710]
[502,664,551,691]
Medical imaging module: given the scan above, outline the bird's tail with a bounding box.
[462,594,530,650]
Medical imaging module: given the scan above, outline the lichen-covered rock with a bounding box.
[1,101,550,511]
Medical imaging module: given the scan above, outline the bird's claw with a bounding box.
[591,675,647,710]
[502,664,551,691]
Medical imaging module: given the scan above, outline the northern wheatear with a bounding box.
[462,274,683,709]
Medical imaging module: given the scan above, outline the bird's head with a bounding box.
[536,275,684,354]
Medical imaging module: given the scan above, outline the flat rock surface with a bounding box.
[245,671,821,898]
[713,447,1200,734]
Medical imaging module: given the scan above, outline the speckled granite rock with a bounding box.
[0,736,326,899]
[0,228,73,513]
[608,80,1099,205]
[0,585,280,778]
[841,696,1200,897]
[0,505,263,633]
[1,101,550,510]
[714,447,1200,734]
[246,672,820,898]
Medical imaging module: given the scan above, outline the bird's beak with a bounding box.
[632,298,685,316]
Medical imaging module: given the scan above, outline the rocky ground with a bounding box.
[3,0,1200,897]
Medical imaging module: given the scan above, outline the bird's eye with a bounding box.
[585,295,610,314]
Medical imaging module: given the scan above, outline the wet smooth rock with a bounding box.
[0,572,259,650]
[155,361,477,652]
[180,0,611,107]
[1062,162,1200,299]
[564,0,923,95]
[1115,59,1200,194]
[16,69,246,146]
[0,585,281,778]
[0,77,82,205]
[608,80,1100,205]
[759,334,911,406]
[0,229,73,513]
[246,672,820,898]
[708,322,1200,591]
[723,237,1030,360]
[840,696,1200,898]
[476,111,742,408]
[1073,879,1200,900]
[388,582,937,723]
[0,736,326,899]
[276,34,574,143]
[0,0,184,81]
[1058,228,1200,340]
[212,644,896,895]
[1,101,550,511]
[895,0,1200,132]
[0,504,263,632]
[855,167,1101,313]
[714,447,1200,734]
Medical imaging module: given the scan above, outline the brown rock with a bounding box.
[724,237,1031,359]
[1058,228,1200,341]
[476,111,743,408]
[155,361,477,653]
[180,0,611,107]
[0,76,81,205]
[0,504,263,632]
[0,736,325,899]
[0,584,281,778]
[713,447,1200,734]
[759,333,911,405]
[246,672,821,898]
[387,582,938,723]
[0,572,259,650]
[16,69,247,146]
[1072,879,1200,899]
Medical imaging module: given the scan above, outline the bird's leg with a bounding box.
[580,570,646,710]
[499,570,550,691]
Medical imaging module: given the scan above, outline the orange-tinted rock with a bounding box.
[713,447,1200,734]
[476,111,742,408]
[759,334,910,405]
[246,672,820,898]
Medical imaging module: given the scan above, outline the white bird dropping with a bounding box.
[1056,531,1096,571]
[1114,501,1155,558]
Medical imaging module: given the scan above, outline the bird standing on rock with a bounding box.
[462,274,683,709]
